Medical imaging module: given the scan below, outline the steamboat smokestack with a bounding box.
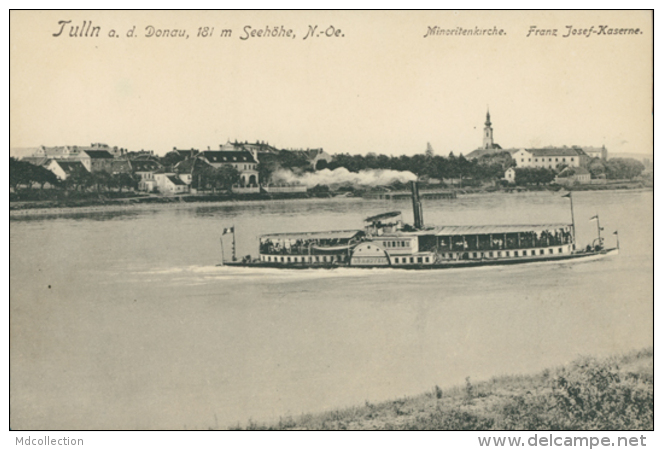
[410,180,424,229]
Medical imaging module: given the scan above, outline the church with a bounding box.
[465,110,595,170]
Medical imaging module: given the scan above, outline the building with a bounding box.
[581,145,608,160]
[301,149,333,169]
[154,172,190,194]
[554,166,591,185]
[131,160,163,192]
[77,150,132,173]
[45,160,88,180]
[511,147,589,169]
[33,143,126,159]
[198,149,259,187]
[503,167,516,184]
[482,110,501,150]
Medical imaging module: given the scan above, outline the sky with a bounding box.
[10,10,653,157]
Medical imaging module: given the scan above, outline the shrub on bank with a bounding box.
[229,348,652,431]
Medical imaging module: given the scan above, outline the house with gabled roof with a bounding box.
[77,150,132,174]
[131,159,163,192]
[46,160,88,180]
[554,166,591,185]
[154,171,190,194]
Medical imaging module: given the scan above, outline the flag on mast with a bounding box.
[222,227,234,235]
[562,192,571,198]
[613,230,619,235]
[589,215,598,221]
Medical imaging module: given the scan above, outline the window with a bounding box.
[514,251,519,256]
[549,158,552,162]
[506,251,510,256]
[315,256,320,262]
[549,249,554,254]
[558,248,563,253]
[287,257,291,262]
[497,251,502,257]
[425,257,430,263]
[489,252,493,257]
[528,158,531,162]
[540,249,545,255]
[394,257,399,263]
[555,158,558,162]
[535,158,538,162]
[410,257,414,263]
[417,257,423,263]
[280,257,284,262]
[571,158,575,161]
[563,158,566,162]
[521,159,524,162]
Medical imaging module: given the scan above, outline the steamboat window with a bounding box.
[540,249,545,255]
[280,257,284,262]
[549,249,554,254]
[425,257,430,263]
[473,252,478,258]
[417,257,423,263]
[315,256,320,262]
[558,248,563,253]
[506,251,510,256]
[394,257,399,263]
[489,252,493,257]
[497,251,502,257]
[514,251,519,256]
[410,257,414,263]
[287,257,291,262]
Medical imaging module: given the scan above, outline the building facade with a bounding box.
[198,150,259,187]
[511,147,589,169]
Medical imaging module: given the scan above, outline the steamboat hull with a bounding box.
[220,248,618,270]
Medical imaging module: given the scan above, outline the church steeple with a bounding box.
[483,109,494,149]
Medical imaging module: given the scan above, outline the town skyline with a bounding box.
[11,11,652,158]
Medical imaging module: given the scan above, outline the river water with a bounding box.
[9,190,653,430]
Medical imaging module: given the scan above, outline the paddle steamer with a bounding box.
[221,182,617,269]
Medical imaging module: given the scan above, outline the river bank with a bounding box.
[9,183,652,218]
[230,348,652,430]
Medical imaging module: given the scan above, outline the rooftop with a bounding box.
[81,150,114,159]
[200,150,257,164]
[260,230,364,241]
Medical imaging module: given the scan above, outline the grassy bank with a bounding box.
[231,348,652,430]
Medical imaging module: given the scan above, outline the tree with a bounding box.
[111,172,137,192]
[10,157,34,191]
[92,171,112,192]
[515,168,555,186]
[31,165,59,189]
[607,158,645,179]
[217,165,241,190]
